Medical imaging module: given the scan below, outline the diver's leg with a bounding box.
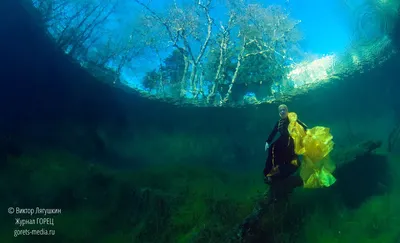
[276,164,298,178]
[283,175,303,194]
[267,164,302,202]
[267,177,286,203]
[263,145,274,177]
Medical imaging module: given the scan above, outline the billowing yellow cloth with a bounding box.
[288,112,336,188]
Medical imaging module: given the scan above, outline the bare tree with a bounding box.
[133,0,214,98]
[32,0,120,60]
[217,1,302,105]
[32,0,302,106]
[32,0,70,23]
[59,1,119,57]
[34,0,146,85]
[206,13,236,103]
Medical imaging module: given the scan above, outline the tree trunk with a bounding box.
[229,140,383,242]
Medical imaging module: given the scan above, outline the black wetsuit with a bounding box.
[264,116,307,180]
[234,116,309,241]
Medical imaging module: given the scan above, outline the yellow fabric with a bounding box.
[287,112,336,188]
[303,166,336,189]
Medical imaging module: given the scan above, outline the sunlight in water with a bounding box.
[27,0,400,106]
[288,55,336,88]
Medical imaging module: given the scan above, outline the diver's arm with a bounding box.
[266,122,279,144]
[297,119,308,131]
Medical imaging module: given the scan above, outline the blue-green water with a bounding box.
[1,0,400,242]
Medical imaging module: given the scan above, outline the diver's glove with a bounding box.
[264,142,269,151]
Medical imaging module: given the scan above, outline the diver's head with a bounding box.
[278,104,288,119]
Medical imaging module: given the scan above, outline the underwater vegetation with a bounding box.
[1,128,399,243]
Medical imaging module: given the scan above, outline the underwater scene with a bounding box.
[1,0,400,242]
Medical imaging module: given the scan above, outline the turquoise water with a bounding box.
[30,0,398,104]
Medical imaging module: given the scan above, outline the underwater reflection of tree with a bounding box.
[141,50,186,92]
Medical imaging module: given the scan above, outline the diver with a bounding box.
[234,105,335,241]
[263,104,306,202]
[234,105,308,241]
